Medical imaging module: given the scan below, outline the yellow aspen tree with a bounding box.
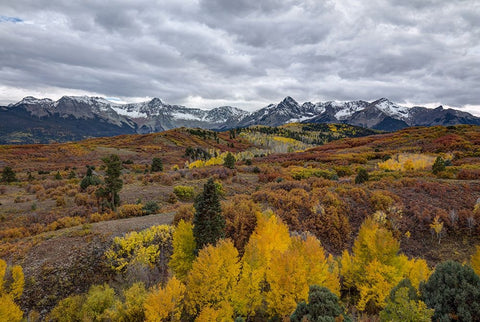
[195,306,219,322]
[471,245,480,276]
[266,235,341,317]
[195,303,235,322]
[430,215,444,244]
[266,240,308,317]
[118,282,148,322]
[232,212,291,317]
[303,235,340,296]
[404,258,432,290]
[0,295,23,322]
[232,261,263,318]
[144,276,186,322]
[340,218,405,312]
[357,259,401,311]
[194,301,234,322]
[169,220,196,281]
[9,265,24,300]
[185,239,240,318]
[0,259,24,322]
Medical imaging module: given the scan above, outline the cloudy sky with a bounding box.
[0,0,479,114]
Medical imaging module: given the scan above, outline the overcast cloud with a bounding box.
[0,0,479,114]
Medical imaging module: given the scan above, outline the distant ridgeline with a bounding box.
[1,95,479,144]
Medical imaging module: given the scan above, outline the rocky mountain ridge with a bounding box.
[1,95,479,144]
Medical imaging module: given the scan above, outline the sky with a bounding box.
[0,0,479,114]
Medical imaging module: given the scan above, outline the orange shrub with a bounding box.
[117,204,145,218]
[173,204,195,225]
[0,227,30,239]
[89,211,115,222]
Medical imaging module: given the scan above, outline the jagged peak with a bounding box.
[281,96,298,105]
[371,97,393,105]
[149,97,163,105]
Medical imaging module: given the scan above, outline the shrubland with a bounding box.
[0,124,480,320]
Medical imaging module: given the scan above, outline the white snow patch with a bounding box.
[111,106,146,118]
[376,100,410,119]
[171,112,201,120]
[286,115,314,123]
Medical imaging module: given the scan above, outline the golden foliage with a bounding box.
[265,235,340,317]
[169,220,196,281]
[471,245,480,277]
[0,294,23,322]
[340,218,429,312]
[105,225,174,272]
[233,212,291,317]
[144,277,186,322]
[185,240,240,318]
[430,215,444,244]
[117,282,148,322]
[404,258,432,290]
[117,203,145,218]
[378,153,436,171]
[0,259,24,322]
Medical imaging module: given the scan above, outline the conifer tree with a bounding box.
[432,156,446,175]
[421,260,480,321]
[224,152,235,169]
[1,166,16,183]
[151,157,163,172]
[355,168,369,184]
[102,154,123,209]
[290,285,345,322]
[193,178,225,251]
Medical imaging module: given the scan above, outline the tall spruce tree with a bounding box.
[223,152,235,169]
[102,154,123,210]
[432,156,446,175]
[193,178,225,252]
[151,157,163,172]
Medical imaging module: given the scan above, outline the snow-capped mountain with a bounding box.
[1,95,479,144]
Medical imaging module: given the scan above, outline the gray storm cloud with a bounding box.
[0,0,478,113]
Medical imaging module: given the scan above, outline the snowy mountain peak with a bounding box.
[12,96,53,107]
[370,98,409,119]
[4,95,480,143]
[281,96,298,105]
[148,98,164,106]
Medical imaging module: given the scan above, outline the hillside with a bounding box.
[1,124,480,319]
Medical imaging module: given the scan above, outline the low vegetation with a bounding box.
[1,123,480,320]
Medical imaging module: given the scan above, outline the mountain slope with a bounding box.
[1,95,479,144]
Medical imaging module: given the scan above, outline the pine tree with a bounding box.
[290,285,346,322]
[355,168,369,184]
[80,166,101,191]
[193,178,225,251]
[151,157,164,172]
[1,166,16,183]
[432,156,446,175]
[54,171,62,180]
[224,152,236,169]
[102,154,123,209]
[421,260,480,321]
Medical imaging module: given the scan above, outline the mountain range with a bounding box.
[1,95,479,144]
